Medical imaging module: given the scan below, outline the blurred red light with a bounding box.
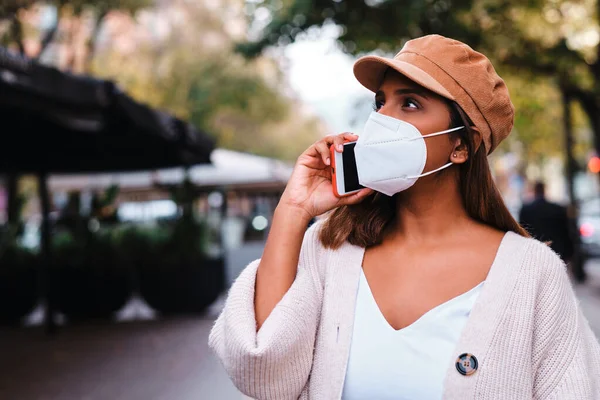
[588,156,600,174]
[580,223,594,237]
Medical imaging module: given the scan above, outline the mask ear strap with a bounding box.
[407,162,453,179]
[409,126,464,141]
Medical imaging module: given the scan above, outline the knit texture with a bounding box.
[209,223,600,399]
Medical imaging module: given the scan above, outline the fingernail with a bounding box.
[326,158,330,165]
[337,144,343,151]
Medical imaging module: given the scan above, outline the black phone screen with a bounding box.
[342,142,364,192]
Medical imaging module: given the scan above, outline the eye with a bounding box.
[372,100,384,111]
[402,97,420,109]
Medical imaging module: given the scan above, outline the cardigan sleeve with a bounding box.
[544,306,600,399]
[531,247,600,399]
[208,222,325,400]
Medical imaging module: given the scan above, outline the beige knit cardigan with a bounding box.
[209,223,600,399]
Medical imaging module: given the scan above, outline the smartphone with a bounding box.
[331,141,364,197]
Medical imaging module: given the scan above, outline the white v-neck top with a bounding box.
[341,268,484,400]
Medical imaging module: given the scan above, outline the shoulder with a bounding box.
[506,233,579,331]
[298,219,330,280]
[520,201,536,212]
[504,232,568,289]
[303,217,356,256]
[550,202,568,214]
[302,217,364,280]
[520,202,534,211]
[505,234,583,346]
[506,231,564,267]
[302,219,326,253]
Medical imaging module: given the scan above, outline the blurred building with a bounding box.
[48,148,292,242]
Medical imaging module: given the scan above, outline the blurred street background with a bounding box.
[2,0,600,399]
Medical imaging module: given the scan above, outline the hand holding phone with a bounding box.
[331,141,365,197]
[279,133,372,220]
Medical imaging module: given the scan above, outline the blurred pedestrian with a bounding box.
[210,35,600,399]
[519,181,575,263]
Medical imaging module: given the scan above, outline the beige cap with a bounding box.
[353,35,514,154]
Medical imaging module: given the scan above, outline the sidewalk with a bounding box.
[0,315,241,400]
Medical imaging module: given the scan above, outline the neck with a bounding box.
[389,175,470,244]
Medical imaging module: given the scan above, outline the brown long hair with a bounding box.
[319,101,529,249]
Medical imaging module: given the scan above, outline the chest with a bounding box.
[341,270,483,400]
[361,246,492,331]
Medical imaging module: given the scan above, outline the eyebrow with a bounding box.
[375,88,430,99]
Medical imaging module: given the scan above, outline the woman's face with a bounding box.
[374,69,457,176]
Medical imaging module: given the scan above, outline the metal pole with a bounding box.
[38,172,57,335]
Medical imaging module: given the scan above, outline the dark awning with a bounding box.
[0,47,215,173]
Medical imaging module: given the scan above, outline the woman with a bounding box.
[209,35,600,399]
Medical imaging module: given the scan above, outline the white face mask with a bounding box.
[355,111,464,196]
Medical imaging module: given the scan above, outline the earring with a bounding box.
[453,153,457,158]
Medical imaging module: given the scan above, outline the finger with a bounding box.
[340,132,359,140]
[338,188,374,205]
[299,154,326,170]
[314,140,332,166]
[331,133,359,153]
[331,136,346,153]
[305,134,337,155]
[301,137,330,161]
[320,133,358,149]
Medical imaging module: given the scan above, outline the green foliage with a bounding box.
[112,224,170,253]
[114,48,292,147]
[501,72,587,167]
[90,184,120,223]
[110,220,210,269]
[237,0,586,66]
[65,0,150,15]
[0,0,150,18]
[51,230,87,267]
[166,217,210,260]
[111,224,170,268]
[0,186,32,253]
[164,177,211,258]
[154,51,290,140]
[51,228,122,269]
[0,226,37,267]
[503,73,563,166]
[91,1,323,161]
[103,185,119,206]
[237,0,481,57]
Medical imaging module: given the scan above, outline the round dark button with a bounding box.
[455,353,478,376]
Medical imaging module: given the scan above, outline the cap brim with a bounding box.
[353,55,455,101]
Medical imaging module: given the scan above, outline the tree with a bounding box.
[1,0,151,70]
[91,0,324,160]
[236,0,484,57]
[504,72,589,168]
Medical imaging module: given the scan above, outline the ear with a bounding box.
[450,137,469,164]
[450,127,481,164]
